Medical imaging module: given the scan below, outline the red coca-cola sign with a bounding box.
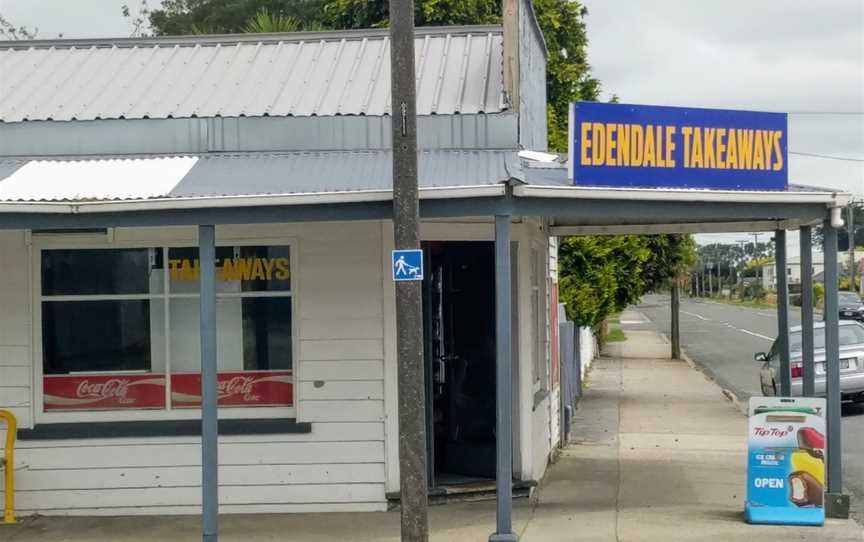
[44,374,166,410]
[171,371,293,407]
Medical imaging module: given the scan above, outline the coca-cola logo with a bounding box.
[752,426,793,438]
[76,379,133,404]
[218,376,260,402]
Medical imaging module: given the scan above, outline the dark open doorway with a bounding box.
[423,241,497,488]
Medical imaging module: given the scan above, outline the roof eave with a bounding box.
[0,185,507,215]
[0,24,503,50]
[513,184,852,207]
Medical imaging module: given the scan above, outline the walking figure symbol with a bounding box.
[392,249,423,281]
[394,255,419,277]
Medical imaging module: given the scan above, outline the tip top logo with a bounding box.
[752,426,793,439]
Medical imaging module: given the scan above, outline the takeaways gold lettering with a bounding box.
[168,257,290,282]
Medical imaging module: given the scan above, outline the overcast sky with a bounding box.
[2,0,863,249]
[582,0,864,249]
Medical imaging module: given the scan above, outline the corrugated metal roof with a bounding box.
[0,150,519,202]
[0,26,506,123]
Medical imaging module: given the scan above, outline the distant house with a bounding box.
[762,252,864,289]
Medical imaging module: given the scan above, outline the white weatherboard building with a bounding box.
[0,2,570,516]
[0,0,848,520]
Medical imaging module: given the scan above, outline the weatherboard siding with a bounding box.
[0,223,389,515]
[0,231,33,432]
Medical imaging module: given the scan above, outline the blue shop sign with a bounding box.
[568,102,788,190]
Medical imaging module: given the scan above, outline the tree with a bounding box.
[558,236,651,327]
[558,234,696,327]
[144,0,602,150]
[122,1,152,37]
[531,0,600,151]
[0,13,37,40]
[147,1,329,35]
[244,9,303,33]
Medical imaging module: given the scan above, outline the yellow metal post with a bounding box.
[0,409,16,524]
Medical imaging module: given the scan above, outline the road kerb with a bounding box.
[679,347,749,415]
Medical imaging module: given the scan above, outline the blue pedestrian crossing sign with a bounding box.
[392,249,424,281]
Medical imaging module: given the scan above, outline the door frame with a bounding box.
[381,222,525,494]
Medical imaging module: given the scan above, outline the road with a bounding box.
[628,293,864,518]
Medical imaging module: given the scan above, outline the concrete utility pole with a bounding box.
[388,0,430,538]
[737,240,747,298]
[752,233,762,288]
[707,262,713,296]
[671,280,681,359]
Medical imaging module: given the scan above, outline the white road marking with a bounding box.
[682,311,711,321]
[679,305,774,342]
[736,328,774,341]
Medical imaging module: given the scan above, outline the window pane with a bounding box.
[167,247,236,294]
[840,324,864,347]
[42,249,162,295]
[242,297,293,370]
[169,297,247,373]
[42,300,156,374]
[167,246,290,294]
[169,296,293,408]
[169,297,293,372]
[239,246,291,292]
[42,300,166,411]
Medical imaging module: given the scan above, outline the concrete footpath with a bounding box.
[2,330,862,541]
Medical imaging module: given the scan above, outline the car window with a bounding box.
[839,293,861,304]
[839,324,864,346]
[768,339,779,359]
[789,324,864,353]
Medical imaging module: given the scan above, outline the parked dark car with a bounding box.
[838,291,864,321]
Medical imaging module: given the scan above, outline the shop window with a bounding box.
[40,245,294,416]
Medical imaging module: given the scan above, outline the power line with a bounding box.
[787,111,864,115]
[789,151,864,162]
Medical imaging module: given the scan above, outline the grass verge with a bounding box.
[605,328,626,342]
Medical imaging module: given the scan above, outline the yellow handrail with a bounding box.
[0,409,16,524]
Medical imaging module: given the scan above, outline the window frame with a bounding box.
[32,235,299,425]
[530,242,549,399]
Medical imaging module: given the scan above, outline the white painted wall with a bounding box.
[579,326,597,380]
[524,218,555,481]
[547,236,560,452]
[0,219,560,513]
[0,223,389,515]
